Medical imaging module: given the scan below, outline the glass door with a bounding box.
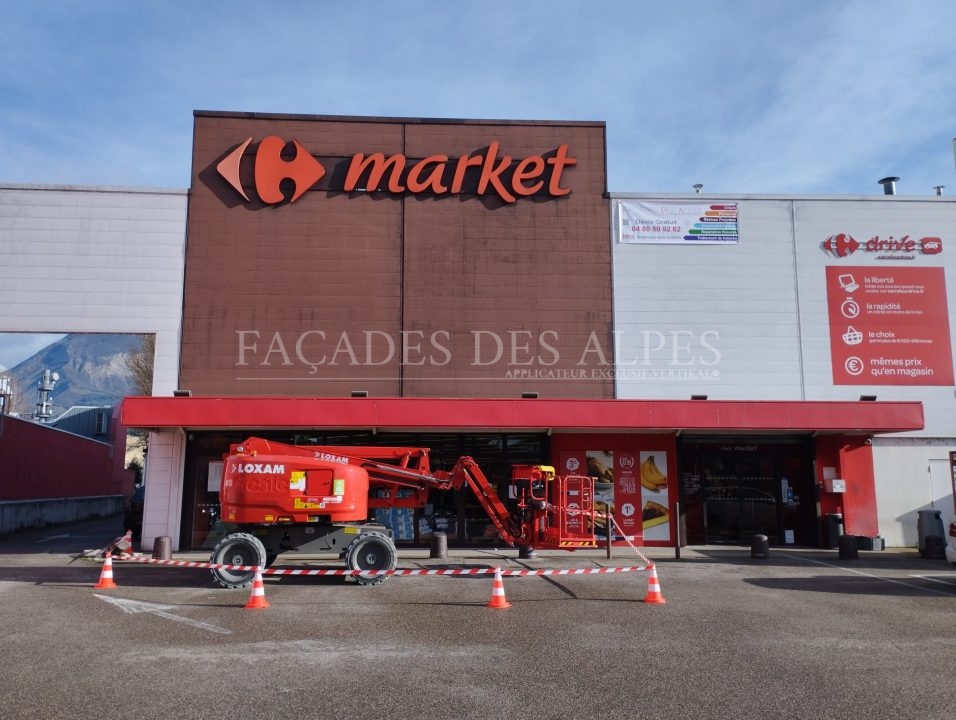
[679,437,812,545]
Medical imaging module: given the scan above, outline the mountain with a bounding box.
[5,333,145,417]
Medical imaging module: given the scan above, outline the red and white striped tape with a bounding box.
[265,565,649,577]
[113,555,650,577]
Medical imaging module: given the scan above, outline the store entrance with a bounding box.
[678,436,817,546]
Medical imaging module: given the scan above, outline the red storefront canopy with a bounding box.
[121,396,923,434]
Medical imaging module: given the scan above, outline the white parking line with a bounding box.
[909,574,956,587]
[95,594,232,634]
[794,556,956,596]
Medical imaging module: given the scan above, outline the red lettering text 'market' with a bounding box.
[347,142,575,203]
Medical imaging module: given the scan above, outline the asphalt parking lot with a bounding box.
[1,516,954,720]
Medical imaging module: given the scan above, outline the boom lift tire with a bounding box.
[345,531,398,585]
[210,532,267,588]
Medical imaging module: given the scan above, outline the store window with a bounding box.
[678,437,815,546]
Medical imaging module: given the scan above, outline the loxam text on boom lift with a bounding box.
[210,437,597,587]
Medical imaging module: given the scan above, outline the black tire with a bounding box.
[345,531,397,585]
[210,532,267,588]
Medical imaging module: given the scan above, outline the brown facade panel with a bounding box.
[182,113,611,399]
[400,122,610,399]
[193,116,405,156]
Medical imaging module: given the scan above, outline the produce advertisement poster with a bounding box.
[561,449,672,543]
[586,451,617,541]
[825,266,954,386]
[639,451,670,542]
[616,199,739,244]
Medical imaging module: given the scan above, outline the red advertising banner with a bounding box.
[614,451,642,540]
[826,266,954,386]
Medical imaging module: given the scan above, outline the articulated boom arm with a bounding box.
[359,456,525,545]
[234,438,433,471]
[434,457,527,547]
[359,457,459,509]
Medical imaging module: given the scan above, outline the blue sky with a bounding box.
[2,3,954,373]
[1,1,954,198]
[0,334,65,372]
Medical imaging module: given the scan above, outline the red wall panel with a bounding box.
[0,414,133,501]
[814,435,877,537]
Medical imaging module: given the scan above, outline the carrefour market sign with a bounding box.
[216,136,576,205]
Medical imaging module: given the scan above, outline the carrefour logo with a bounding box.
[822,233,942,258]
[216,136,576,206]
[218,137,324,204]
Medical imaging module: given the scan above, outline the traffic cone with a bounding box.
[94,552,117,590]
[116,529,134,557]
[244,567,269,610]
[642,563,666,604]
[486,567,511,609]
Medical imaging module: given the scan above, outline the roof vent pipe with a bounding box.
[878,176,900,195]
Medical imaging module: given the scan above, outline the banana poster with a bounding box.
[640,451,671,542]
[586,451,618,541]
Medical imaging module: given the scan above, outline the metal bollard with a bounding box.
[518,545,537,560]
[429,531,448,560]
[924,535,945,560]
[750,534,770,559]
[152,535,172,560]
[837,534,858,560]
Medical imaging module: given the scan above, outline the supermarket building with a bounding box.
[3,110,953,552]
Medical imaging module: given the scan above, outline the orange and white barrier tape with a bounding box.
[608,514,653,566]
[113,555,651,577]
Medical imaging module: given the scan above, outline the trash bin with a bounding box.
[917,510,945,557]
[824,513,844,549]
[750,534,770,559]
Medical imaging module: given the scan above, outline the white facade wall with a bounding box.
[612,199,804,400]
[0,184,186,396]
[612,194,956,546]
[871,438,955,548]
[143,429,186,550]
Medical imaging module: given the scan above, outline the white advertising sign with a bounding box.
[616,200,739,244]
